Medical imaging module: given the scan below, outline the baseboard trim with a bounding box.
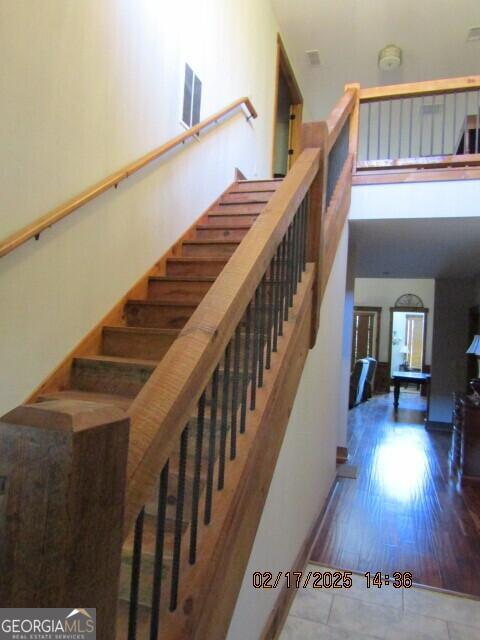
[336,446,348,464]
[425,419,453,433]
[259,476,338,640]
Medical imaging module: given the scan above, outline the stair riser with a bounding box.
[71,359,154,397]
[220,192,271,204]
[209,202,265,214]
[195,227,249,241]
[207,213,259,225]
[233,181,280,193]
[102,329,176,360]
[148,279,213,302]
[166,259,227,277]
[182,242,239,258]
[125,303,197,329]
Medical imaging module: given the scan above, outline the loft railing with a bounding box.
[0,87,357,640]
[352,75,480,173]
[0,97,257,258]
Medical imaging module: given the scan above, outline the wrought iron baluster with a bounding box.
[218,341,232,490]
[128,507,145,640]
[169,425,189,612]
[150,462,170,640]
[250,286,260,409]
[430,94,435,156]
[189,393,206,564]
[408,98,413,157]
[258,274,267,388]
[398,98,403,159]
[366,102,371,160]
[204,367,219,524]
[278,236,287,335]
[266,255,275,370]
[240,303,252,433]
[230,325,241,458]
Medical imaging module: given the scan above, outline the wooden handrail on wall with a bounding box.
[0,97,257,259]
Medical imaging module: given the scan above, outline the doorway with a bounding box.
[272,35,303,178]
[389,307,428,377]
[351,306,381,367]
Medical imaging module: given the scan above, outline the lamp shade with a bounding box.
[466,335,480,355]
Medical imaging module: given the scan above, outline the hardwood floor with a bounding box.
[311,392,480,596]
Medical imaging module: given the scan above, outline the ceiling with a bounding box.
[271,0,480,119]
[350,217,480,279]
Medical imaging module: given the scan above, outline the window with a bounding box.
[181,63,202,128]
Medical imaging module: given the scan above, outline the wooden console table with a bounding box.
[391,371,431,409]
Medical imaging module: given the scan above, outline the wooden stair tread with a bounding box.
[182,239,241,245]
[196,223,252,229]
[103,325,181,336]
[37,389,133,410]
[74,354,159,366]
[148,275,216,282]
[167,256,228,262]
[126,299,198,308]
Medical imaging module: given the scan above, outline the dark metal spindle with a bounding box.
[189,393,205,564]
[250,286,260,409]
[377,101,381,159]
[441,95,446,155]
[150,462,170,640]
[398,98,403,159]
[287,223,295,309]
[218,341,231,490]
[295,207,302,287]
[464,91,469,154]
[408,98,413,157]
[204,366,219,525]
[292,212,299,295]
[419,96,425,156]
[387,99,392,158]
[128,507,145,640]
[272,245,281,353]
[302,193,308,272]
[169,425,189,612]
[230,325,241,459]
[240,303,252,433]
[266,255,275,370]
[430,95,435,156]
[366,102,371,160]
[278,236,287,335]
[453,91,458,153]
[258,274,267,388]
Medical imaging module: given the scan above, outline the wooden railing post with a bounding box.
[301,121,328,348]
[345,83,360,170]
[0,399,129,639]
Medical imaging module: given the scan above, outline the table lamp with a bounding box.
[466,335,480,395]
[399,344,409,367]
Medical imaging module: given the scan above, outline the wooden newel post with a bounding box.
[301,121,329,348]
[0,399,129,639]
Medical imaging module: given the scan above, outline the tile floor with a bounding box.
[280,564,480,640]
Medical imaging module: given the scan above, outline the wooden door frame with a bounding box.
[388,306,429,377]
[272,34,304,176]
[353,305,382,363]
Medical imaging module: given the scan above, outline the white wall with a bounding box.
[354,278,435,365]
[350,180,480,221]
[0,0,285,414]
[228,225,350,640]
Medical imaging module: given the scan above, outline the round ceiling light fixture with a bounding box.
[378,44,402,71]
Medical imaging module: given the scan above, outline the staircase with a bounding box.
[30,177,282,635]
[35,178,281,407]
[0,85,357,640]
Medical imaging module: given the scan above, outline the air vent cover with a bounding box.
[467,26,480,41]
[306,50,321,66]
